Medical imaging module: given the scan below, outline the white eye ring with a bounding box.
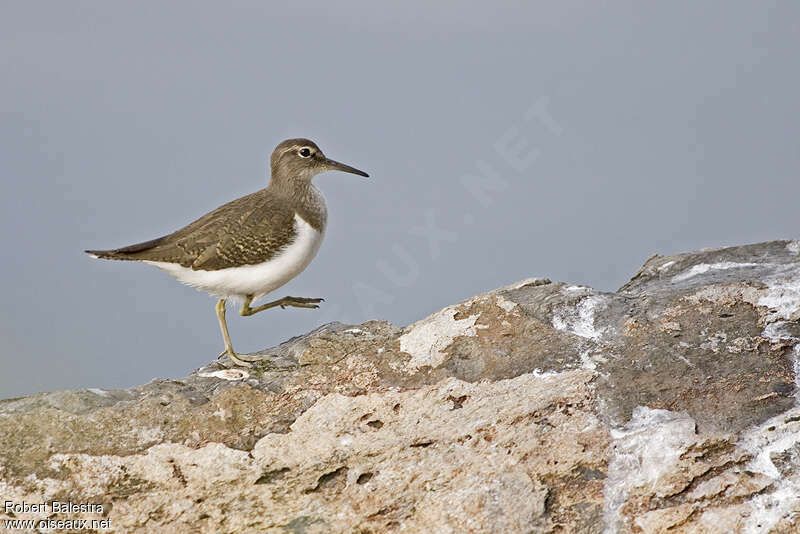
[298,147,312,158]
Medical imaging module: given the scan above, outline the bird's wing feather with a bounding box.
[91,190,298,270]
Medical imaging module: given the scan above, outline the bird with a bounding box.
[86,138,368,367]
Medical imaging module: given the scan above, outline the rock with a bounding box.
[1,240,799,533]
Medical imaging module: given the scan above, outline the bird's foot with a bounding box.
[279,296,324,309]
[239,296,324,316]
[217,349,255,368]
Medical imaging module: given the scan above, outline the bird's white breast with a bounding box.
[145,213,323,300]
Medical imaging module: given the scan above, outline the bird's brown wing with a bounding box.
[87,189,298,270]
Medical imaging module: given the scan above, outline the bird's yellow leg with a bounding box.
[215,295,323,366]
[239,295,324,316]
[215,298,252,367]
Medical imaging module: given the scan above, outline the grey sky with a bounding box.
[2,1,798,398]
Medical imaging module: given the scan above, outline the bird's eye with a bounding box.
[299,147,312,158]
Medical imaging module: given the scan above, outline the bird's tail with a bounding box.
[85,249,128,260]
[85,236,166,261]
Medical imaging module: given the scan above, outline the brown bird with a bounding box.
[86,138,368,366]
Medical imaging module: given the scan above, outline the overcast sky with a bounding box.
[2,1,799,397]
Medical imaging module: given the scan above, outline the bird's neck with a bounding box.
[268,179,327,233]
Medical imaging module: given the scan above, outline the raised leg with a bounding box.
[215,298,252,367]
[239,295,324,316]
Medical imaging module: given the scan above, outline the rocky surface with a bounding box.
[1,240,799,533]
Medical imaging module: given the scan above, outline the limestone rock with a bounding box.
[1,240,799,533]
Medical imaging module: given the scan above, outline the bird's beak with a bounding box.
[323,157,369,178]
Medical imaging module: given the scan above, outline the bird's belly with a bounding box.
[145,214,323,299]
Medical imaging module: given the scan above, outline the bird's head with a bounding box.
[270,138,368,186]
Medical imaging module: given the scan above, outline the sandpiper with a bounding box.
[86,138,368,366]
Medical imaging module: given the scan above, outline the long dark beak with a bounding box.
[323,157,369,178]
